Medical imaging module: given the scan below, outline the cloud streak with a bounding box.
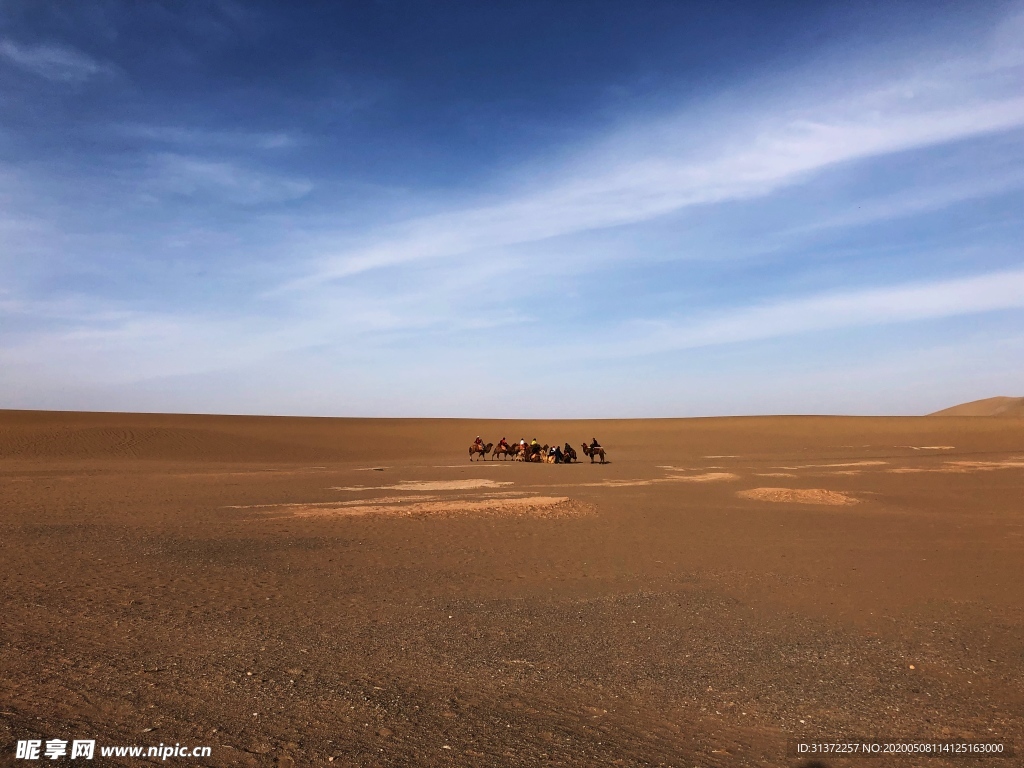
[148,153,312,205]
[288,19,1024,287]
[0,39,109,82]
[773,167,1024,239]
[118,124,298,150]
[596,268,1024,359]
[6,265,1023,388]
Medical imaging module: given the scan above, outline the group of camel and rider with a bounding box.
[470,436,606,463]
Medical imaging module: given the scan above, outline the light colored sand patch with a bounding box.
[671,472,738,482]
[476,491,535,497]
[578,479,660,487]
[950,459,1024,469]
[331,479,513,492]
[354,466,389,471]
[774,460,887,469]
[393,479,514,491]
[579,472,738,488]
[334,495,442,505]
[703,455,739,459]
[755,472,797,478]
[737,487,858,505]
[225,495,441,510]
[901,446,955,451]
[433,463,512,468]
[175,468,334,478]
[887,458,1024,474]
[285,496,583,518]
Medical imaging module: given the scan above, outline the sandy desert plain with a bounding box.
[1,402,1022,768]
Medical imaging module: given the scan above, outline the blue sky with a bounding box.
[1,1,1022,417]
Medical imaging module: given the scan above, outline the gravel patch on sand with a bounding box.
[737,487,858,505]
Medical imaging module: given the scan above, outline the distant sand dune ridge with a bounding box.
[930,396,1024,417]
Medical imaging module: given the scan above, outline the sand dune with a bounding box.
[2,409,1022,765]
[930,395,1024,417]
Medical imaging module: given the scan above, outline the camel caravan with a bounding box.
[469,436,607,464]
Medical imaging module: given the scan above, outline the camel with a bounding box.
[581,443,607,463]
[562,443,578,463]
[469,442,493,461]
[522,443,546,463]
[492,442,514,460]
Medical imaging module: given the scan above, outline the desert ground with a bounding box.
[1,409,1022,767]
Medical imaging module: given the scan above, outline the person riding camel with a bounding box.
[530,438,541,457]
[553,444,564,463]
[474,436,484,448]
[590,437,601,449]
[498,437,508,449]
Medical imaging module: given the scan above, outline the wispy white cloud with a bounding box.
[119,124,297,150]
[990,6,1024,68]
[6,264,1022,390]
[5,273,1023,417]
[0,39,110,82]
[774,167,1024,238]
[592,268,1024,359]
[0,280,497,385]
[287,14,1024,287]
[148,153,312,205]
[0,303,297,386]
